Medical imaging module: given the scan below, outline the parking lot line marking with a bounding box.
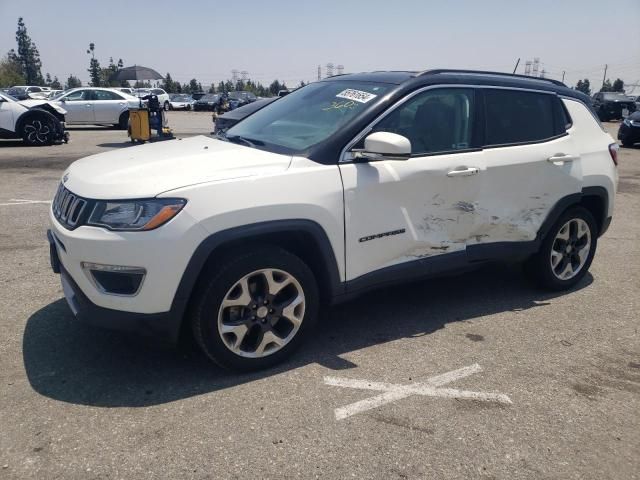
[0,199,52,206]
[324,363,512,420]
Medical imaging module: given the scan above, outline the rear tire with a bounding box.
[190,246,319,371]
[524,206,597,291]
[21,115,55,146]
[118,112,129,130]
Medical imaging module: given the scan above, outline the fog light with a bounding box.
[81,262,146,296]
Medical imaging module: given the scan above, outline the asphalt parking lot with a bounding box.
[0,115,638,479]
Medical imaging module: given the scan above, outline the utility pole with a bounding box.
[231,69,239,83]
[562,71,565,83]
[601,64,608,90]
[326,63,334,78]
[524,61,532,76]
[317,65,321,81]
[241,71,248,81]
[337,64,344,75]
[532,57,540,77]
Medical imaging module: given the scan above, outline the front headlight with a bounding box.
[623,118,632,126]
[87,198,186,231]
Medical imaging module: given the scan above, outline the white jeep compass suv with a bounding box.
[48,70,618,371]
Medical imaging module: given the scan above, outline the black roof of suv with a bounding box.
[319,69,588,103]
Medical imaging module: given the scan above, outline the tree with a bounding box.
[269,80,285,95]
[299,80,307,88]
[612,78,624,92]
[0,55,24,87]
[575,78,591,96]
[162,73,179,93]
[217,81,225,93]
[50,76,62,89]
[87,43,102,87]
[65,74,82,89]
[9,17,44,85]
[600,79,613,92]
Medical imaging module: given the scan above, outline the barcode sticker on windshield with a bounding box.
[336,89,377,104]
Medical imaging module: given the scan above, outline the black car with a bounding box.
[592,92,636,121]
[213,97,277,133]
[618,111,640,147]
[193,93,219,111]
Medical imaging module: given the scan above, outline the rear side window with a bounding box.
[484,90,565,146]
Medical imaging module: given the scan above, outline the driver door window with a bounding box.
[64,90,90,101]
[372,88,475,155]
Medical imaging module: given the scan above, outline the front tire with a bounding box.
[22,116,55,146]
[191,246,319,371]
[524,206,597,291]
[164,101,170,111]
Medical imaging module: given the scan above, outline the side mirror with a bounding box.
[353,131,411,161]
[59,97,66,102]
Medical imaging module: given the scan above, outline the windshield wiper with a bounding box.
[225,135,264,148]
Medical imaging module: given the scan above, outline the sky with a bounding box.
[1,0,639,92]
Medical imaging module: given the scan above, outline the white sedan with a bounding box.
[50,88,139,129]
[168,94,194,110]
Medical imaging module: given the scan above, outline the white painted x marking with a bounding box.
[324,363,512,420]
[0,198,52,207]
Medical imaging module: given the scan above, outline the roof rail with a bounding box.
[417,69,567,87]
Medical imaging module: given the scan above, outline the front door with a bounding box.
[339,87,484,282]
[58,90,94,123]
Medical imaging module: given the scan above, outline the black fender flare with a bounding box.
[169,219,343,327]
[536,186,609,241]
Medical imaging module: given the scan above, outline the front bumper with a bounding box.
[48,230,183,343]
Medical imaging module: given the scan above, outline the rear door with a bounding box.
[469,88,581,249]
[93,89,128,124]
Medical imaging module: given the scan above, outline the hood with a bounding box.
[19,99,67,115]
[63,135,292,199]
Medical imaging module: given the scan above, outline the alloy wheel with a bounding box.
[24,120,51,145]
[550,218,591,280]
[217,268,305,358]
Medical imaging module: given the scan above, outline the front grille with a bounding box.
[52,184,89,229]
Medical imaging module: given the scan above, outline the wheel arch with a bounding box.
[537,187,610,242]
[15,108,59,135]
[170,220,343,336]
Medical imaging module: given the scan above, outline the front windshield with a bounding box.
[50,90,68,100]
[225,81,390,153]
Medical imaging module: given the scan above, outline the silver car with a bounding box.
[50,88,139,129]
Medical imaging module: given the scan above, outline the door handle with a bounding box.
[547,153,580,163]
[85,104,92,107]
[447,167,479,177]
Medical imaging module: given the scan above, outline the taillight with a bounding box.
[609,143,619,167]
